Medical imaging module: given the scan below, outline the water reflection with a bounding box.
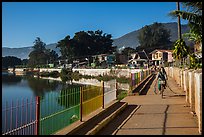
[26,76,61,97]
[2,73,22,85]
[2,73,81,102]
[2,72,83,135]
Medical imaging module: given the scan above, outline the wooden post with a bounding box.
[116,80,118,99]
[130,72,132,90]
[35,96,40,135]
[101,81,105,109]
[80,87,83,122]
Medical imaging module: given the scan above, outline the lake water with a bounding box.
[2,72,77,105]
[2,72,82,135]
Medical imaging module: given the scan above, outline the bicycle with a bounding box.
[153,79,165,99]
[158,80,165,99]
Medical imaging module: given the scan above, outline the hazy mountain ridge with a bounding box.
[2,22,190,59]
[113,22,190,50]
[2,43,60,59]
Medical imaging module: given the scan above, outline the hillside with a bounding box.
[2,43,60,59]
[113,22,190,50]
[2,22,191,59]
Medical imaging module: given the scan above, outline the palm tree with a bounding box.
[169,2,202,43]
[169,2,202,68]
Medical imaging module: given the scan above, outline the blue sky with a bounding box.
[2,2,188,48]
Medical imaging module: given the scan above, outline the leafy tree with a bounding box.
[57,30,115,61]
[173,39,189,59]
[93,56,100,67]
[22,59,29,66]
[48,49,59,64]
[169,2,202,44]
[121,47,136,57]
[169,2,202,68]
[33,37,46,51]
[137,22,172,53]
[2,56,22,68]
[73,31,92,57]
[28,37,58,67]
[56,35,74,62]
[28,50,48,67]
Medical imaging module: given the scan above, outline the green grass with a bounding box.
[117,89,128,101]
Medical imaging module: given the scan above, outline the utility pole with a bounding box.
[177,2,182,39]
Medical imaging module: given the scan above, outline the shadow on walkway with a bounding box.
[96,105,138,135]
[139,74,156,95]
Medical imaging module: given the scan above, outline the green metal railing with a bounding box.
[2,81,117,135]
[39,87,80,135]
[38,83,106,135]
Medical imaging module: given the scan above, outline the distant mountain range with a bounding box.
[2,43,60,59]
[113,22,190,50]
[2,22,191,59]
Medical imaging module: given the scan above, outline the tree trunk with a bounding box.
[177,2,182,40]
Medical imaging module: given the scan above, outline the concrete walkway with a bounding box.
[97,75,200,135]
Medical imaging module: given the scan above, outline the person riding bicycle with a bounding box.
[155,66,167,94]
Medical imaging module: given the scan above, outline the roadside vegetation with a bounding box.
[169,2,202,69]
[116,89,128,101]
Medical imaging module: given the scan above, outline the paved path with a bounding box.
[97,74,200,135]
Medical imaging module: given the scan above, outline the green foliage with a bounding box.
[169,2,202,44]
[49,71,60,78]
[121,47,136,57]
[93,56,100,67]
[28,37,59,67]
[173,39,189,60]
[70,71,82,81]
[39,71,50,77]
[116,76,131,83]
[39,71,60,78]
[60,68,72,82]
[56,35,74,62]
[28,50,48,67]
[2,56,22,68]
[117,90,128,101]
[57,30,115,60]
[33,37,46,51]
[189,54,202,69]
[137,22,171,48]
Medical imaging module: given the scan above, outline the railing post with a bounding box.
[101,81,105,109]
[130,72,132,90]
[80,87,83,122]
[116,80,118,99]
[35,96,40,135]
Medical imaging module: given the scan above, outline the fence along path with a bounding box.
[97,74,200,135]
[2,79,117,135]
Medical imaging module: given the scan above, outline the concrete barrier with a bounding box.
[189,70,195,112]
[183,69,189,104]
[168,67,202,134]
[39,68,61,73]
[194,71,202,134]
[72,68,142,78]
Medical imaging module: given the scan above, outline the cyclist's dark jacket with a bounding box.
[157,71,167,81]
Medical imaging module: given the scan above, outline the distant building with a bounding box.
[128,50,149,68]
[149,49,173,66]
